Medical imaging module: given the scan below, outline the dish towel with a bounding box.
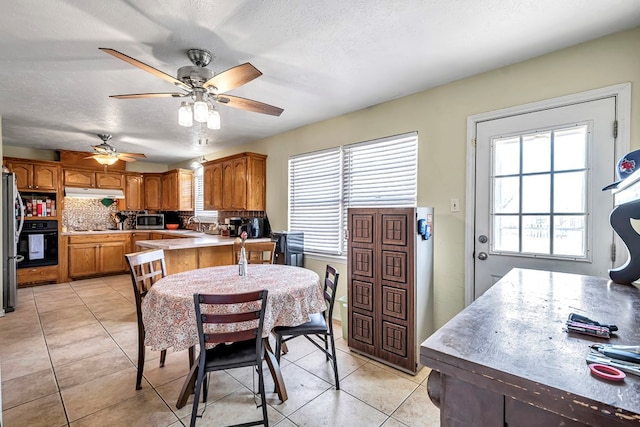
[28,234,45,260]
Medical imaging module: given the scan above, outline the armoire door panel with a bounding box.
[382,321,408,357]
[381,214,408,246]
[352,248,374,277]
[382,285,407,320]
[352,312,375,345]
[353,280,374,312]
[382,250,407,283]
[352,213,375,243]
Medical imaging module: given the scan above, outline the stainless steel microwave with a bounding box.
[136,214,164,229]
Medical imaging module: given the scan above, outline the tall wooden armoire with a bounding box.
[347,207,434,374]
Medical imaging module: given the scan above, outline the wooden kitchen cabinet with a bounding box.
[6,160,60,192]
[202,161,222,210]
[96,172,124,189]
[121,174,144,210]
[64,169,124,189]
[161,169,193,211]
[143,174,162,210]
[67,234,129,278]
[131,231,151,250]
[204,152,266,211]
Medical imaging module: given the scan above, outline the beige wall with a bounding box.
[232,27,640,329]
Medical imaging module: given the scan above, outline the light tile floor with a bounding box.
[0,274,440,426]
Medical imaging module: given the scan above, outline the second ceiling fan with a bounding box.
[99,47,284,128]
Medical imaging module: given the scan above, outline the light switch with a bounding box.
[450,198,460,212]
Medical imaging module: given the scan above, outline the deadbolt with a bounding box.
[478,235,488,244]
[477,252,488,260]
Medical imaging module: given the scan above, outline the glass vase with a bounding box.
[238,246,248,276]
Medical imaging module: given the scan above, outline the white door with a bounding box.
[474,97,618,299]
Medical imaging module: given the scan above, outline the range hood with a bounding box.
[64,186,125,199]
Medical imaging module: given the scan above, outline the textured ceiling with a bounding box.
[1,0,639,164]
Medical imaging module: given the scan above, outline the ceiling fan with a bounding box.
[85,134,146,166]
[99,48,284,125]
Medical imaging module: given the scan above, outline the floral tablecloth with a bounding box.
[142,264,325,352]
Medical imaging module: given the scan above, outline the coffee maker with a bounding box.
[225,217,243,237]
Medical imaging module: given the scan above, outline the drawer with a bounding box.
[18,265,58,286]
[68,233,129,244]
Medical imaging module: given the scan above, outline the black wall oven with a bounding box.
[17,220,58,268]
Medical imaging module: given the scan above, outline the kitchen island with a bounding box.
[59,229,271,279]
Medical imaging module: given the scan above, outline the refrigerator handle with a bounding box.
[15,181,24,243]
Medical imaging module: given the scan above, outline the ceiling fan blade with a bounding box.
[99,48,191,91]
[118,152,146,158]
[110,92,187,99]
[216,95,283,116]
[203,63,262,93]
[117,156,139,162]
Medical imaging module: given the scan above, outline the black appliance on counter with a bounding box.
[271,231,304,266]
[17,220,58,268]
[239,217,271,239]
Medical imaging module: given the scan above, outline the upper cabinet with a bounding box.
[122,173,144,210]
[161,169,193,211]
[144,174,163,211]
[204,152,266,211]
[6,160,60,192]
[64,169,124,189]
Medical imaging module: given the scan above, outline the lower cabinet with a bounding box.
[67,234,129,278]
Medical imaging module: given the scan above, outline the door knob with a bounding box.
[477,252,488,260]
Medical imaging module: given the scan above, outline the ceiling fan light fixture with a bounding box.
[193,100,208,123]
[207,107,221,130]
[93,154,119,166]
[178,102,193,127]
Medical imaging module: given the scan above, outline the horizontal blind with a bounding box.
[342,132,418,253]
[343,132,418,207]
[289,148,342,255]
[194,169,218,222]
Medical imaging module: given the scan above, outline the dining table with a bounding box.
[141,263,326,408]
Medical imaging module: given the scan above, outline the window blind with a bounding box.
[193,168,218,222]
[288,132,418,256]
[289,148,342,255]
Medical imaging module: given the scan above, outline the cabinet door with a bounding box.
[131,232,151,250]
[124,175,143,210]
[144,175,162,210]
[231,157,247,210]
[33,165,59,191]
[222,161,234,209]
[161,173,177,210]
[68,244,99,278]
[211,162,223,210]
[203,163,215,210]
[64,169,95,187]
[100,242,128,274]
[96,172,124,189]
[10,162,33,190]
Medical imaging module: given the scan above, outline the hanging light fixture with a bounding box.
[190,156,206,169]
[93,154,119,166]
[178,92,221,130]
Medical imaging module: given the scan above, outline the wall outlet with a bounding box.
[450,198,460,212]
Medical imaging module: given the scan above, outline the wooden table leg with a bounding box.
[176,359,198,409]
[263,338,288,402]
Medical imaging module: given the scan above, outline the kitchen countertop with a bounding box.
[61,229,271,250]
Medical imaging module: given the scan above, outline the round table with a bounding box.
[142,264,325,352]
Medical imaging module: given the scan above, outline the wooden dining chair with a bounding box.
[125,249,194,390]
[233,241,276,264]
[273,265,340,389]
[191,290,269,427]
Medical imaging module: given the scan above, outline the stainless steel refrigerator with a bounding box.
[2,171,24,314]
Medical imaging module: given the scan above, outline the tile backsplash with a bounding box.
[62,198,119,231]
